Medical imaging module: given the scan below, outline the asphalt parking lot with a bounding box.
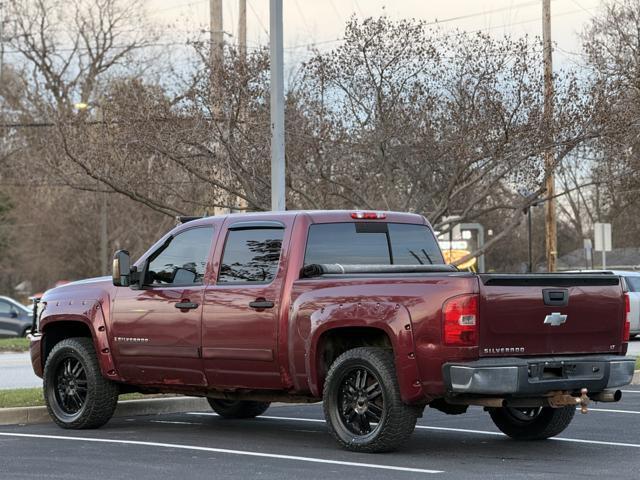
[1,386,639,479]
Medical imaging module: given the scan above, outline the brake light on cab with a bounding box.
[351,211,387,219]
[623,292,631,341]
[443,294,479,346]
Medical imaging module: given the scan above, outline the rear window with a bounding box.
[304,222,444,266]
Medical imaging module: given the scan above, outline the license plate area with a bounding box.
[528,360,604,383]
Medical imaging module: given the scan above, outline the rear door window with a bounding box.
[304,222,444,266]
[218,228,284,284]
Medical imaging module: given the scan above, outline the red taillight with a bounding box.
[443,294,478,346]
[624,293,631,341]
[351,211,387,219]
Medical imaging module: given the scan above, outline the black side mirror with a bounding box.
[9,309,18,318]
[112,250,132,287]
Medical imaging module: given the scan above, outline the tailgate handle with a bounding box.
[543,289,569,307]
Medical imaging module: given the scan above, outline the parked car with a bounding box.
[29,211,635,452]
[0,296,33,338]
[567,270,640,338]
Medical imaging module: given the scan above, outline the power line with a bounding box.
[0,4,597,58]
[273,5,598,53]
[425,0,546,26]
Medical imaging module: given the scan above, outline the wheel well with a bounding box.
[42,321,93,366]
[317,327,392,390]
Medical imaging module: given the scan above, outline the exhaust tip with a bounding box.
[591,389,622,402]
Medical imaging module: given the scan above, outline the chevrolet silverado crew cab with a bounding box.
[29,210,635,452]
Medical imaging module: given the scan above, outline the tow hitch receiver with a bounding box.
[548,388,589,413]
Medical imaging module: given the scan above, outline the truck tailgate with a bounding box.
[478,274,625,357]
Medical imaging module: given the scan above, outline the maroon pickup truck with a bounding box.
[29,210,635,452]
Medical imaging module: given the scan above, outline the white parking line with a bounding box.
[186,412,640,449]
[584,407,640,415]
[0,432,443,474]
[415,425,640,448]
[620,390,640,394]
[149,420,203,425]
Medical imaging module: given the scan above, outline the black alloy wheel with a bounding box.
[53,356,88,416]
[44,337,119,429]
[337,366,384,436]
[323,347,419,453]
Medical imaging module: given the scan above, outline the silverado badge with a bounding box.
[544,312,567,326]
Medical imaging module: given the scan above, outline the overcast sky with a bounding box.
[147,0,603,68]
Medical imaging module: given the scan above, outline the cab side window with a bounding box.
[218,228,284,284]
[0,301,11,316]
[146,226,214,286]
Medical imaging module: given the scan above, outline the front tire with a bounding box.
[207,399,271,419]
[43,337,119,429]
[323,347,419,453]
[488,406,575,440]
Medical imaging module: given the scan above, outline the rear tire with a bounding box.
[488,405,575,440]
[323,347,419,453]
[207,399,271,419]
[43,337,119,429]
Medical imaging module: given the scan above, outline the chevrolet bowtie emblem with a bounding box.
[544,312,567,326]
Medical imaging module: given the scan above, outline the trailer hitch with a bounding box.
[548,388,589,413]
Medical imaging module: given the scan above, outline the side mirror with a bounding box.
[9,309,18,319]
[112,250,132,287]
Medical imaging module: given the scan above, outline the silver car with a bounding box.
[0,296,33,338]
[620,272,640,337]
[566,270,640,338]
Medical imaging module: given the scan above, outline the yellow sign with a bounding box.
[443,249,477,272]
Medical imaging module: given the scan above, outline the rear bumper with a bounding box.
[443,355,635,395]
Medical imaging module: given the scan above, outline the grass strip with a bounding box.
[0,388,168,409]
[0,337,30,352]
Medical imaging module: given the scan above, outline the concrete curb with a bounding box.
[632,370,640,385]
[0,396,210,426]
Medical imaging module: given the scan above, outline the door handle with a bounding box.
[249,299,274,309]
[175,301,199,310]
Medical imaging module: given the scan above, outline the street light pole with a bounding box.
[75,102,109,275]
[269,0,285,211]
[527,206,533,273]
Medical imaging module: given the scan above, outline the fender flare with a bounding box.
[305,301,425,403]
[39,300,122,382]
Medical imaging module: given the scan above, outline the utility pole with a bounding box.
[238,0,247,61]
[210,0,224,113]
[542,0,557,272]
[0,2,5,80]
[270,0,285,211]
